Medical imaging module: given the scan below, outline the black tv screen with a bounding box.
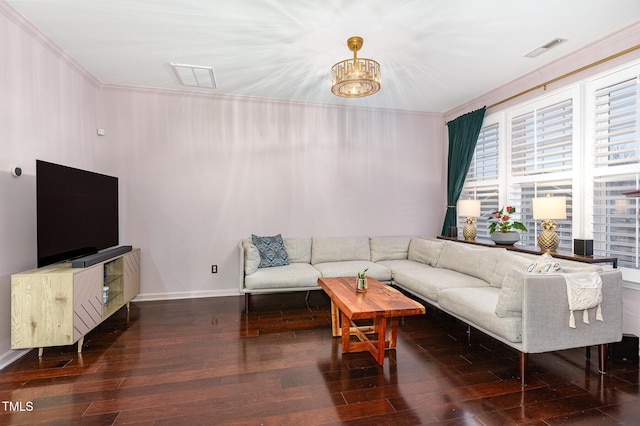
[37,160,119,267]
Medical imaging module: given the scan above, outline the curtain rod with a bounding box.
[487,43,640,110]
[446,43,640,125]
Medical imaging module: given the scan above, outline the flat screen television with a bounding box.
[36,160,119,268]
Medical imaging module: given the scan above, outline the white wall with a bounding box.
[0,4,104,366]
[99,88,444,299]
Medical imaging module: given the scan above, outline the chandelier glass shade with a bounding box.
[331,36,381,98]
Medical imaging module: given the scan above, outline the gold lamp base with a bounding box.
[463,223,477,241]
[538,229,559,252]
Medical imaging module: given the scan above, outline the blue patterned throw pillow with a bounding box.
[251,234,289,268]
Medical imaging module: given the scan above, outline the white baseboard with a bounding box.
[132,288,241,302]
[0,348,30,371]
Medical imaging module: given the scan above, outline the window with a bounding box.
[511,98,573,176]
[459,185,499,240]
[588,65,640,271]
[467,122,499,182]
[459,120,500,239]
[593,174,639,268]
[593,77,639,168]
[510,180,573,251]
[460,60,640,279]
[508,91,575,250]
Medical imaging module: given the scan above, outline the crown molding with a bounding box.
[1,0,101,88]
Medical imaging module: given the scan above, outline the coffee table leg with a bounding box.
[341,311,351,353]
[388,317,399,349]
[330,300,340,337]
[374,315,387,365]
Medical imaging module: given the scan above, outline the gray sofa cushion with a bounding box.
[244,263,321,290]
[313,260,392,282]
[377,259,430,276]
[370,236,412,262]
[438,286,522,343]
[488,251,533,288]
[407,238,444,266]
[495,269,525,317]
[242,240,261,275]
[393,267,489,302]
[284,238,312,263]
[311,236,370,264]
[436,241,497,284]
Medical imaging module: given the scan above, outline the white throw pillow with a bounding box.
[526,252,562,274]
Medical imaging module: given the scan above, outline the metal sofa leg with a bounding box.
[598,344,607,374]
[519,352,528,385]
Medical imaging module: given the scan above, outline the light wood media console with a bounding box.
[11,248,140,356]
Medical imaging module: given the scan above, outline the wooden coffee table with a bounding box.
[318,277,425,366]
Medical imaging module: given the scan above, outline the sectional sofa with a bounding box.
[238,235,623,384]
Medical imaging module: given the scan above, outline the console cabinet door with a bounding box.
[11,272,74,348]
[72,266,104,342]
[123,250,141,303]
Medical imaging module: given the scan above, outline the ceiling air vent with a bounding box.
[524,38,568,58]
[170,63,217,89]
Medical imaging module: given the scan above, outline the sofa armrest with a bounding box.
[521,270,623,353]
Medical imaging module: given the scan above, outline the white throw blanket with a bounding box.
[564,272,603,328]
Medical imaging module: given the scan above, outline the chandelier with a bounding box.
[330,36,381,98]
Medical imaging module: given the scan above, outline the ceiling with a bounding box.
[7,0,640,113]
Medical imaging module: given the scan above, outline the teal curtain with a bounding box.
[440,107,487,236]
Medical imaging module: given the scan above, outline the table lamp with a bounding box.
[532,194,566,252]
[458,199,481,241]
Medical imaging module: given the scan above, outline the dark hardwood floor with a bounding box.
[1,290,638,425]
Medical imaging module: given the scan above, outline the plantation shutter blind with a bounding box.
[591,72,640,269]
[459,122,500,237]
[593,175,639,268]
[593,76,639,167]
[466,123,499,183]
[511,99,573,176]
[511,180,573,250]
[459,185,500,240]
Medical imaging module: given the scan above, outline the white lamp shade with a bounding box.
[458,199,481,217]
[532,196,567,220]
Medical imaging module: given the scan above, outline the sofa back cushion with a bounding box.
[436,242,497,284]
[495,269,525,317]
[284,238,312,263]
[408,238,444,266]
[489,251,533,287]
[311,236,370,264]
[370,236,412,262]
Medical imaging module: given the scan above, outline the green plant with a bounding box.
[486,205,528,234]
[357,268,368,279]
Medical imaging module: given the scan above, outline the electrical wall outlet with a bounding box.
[211,265,218,274]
